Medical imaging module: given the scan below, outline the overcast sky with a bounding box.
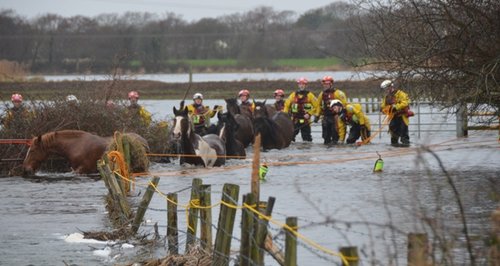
[1,0,340,21]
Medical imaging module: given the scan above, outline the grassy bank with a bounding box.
[0,79,382,102]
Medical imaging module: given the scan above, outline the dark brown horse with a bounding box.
[225,98,254,147]
[252,100,294,150]
[217,111,246,159]
[23,130,149,175]
[172,106,226,167]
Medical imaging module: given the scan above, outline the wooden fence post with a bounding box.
[98,157,131,225]
[122,136,131,193]
[252,134,261,202]
[339,246,359,266]
[131,176,159,234]
[186,178,202,251]
[199,184,213,251]
[213,183,240,266]
[167,193,179,255]
[240,193,256,266]
[490,207,500,264]
[285,217,297,266]
[456,104,468,137]
[255,197,276,264]
[407,233,428,266]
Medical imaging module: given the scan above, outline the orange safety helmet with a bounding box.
[128,91,139,100]
[11,93,23,103]
[238,89,250,97]
[297,77,308,84]
[274,89,285,96]
[321,76,334,84]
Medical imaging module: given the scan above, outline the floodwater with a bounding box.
[39,70,381,83]
[1,100,499,265]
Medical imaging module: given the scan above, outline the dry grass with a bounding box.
[0,60,28,82]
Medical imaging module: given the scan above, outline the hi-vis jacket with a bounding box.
[381,89,410,125]
[315,89,347,117]
[283,90,318,120]
[1,105,34,128]
[187,104,219,128]
[344,103,371,131]
[128,105,152,127]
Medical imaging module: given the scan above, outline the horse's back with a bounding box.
[234,114,254,148]
[272,112,294,148]
[202,134,226,166]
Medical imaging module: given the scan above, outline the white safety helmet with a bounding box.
[380,80,393,89]
[193,93,203,100]
[329,99,343,108]
[66,94,78,102]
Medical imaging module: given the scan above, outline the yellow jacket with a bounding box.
[315,89,347,117]
[127,105,152,127]
[345,103,371,131]
[381,89,410,125]
[1,105,34,128]
[283,91,318,118]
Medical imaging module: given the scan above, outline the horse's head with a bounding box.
[23,135,49,175]
[218,111,240,134]
[253,100,268,119]
[172,106,191,140]
[225,98,240,115]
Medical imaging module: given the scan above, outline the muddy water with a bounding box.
[0,100,498,265]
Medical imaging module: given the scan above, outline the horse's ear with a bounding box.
[182,106,188,115]
[173,106,178,115]
[263,99,267,105]
[37,135,42,144]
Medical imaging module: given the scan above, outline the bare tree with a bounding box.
[352,0,500,115]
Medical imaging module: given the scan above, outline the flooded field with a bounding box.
[0,100,499,265]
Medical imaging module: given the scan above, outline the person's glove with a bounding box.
[213,105,220,110]
[313,116,320,123]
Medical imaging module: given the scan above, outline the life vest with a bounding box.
[291,91,313,116]
[191,104,207,126]
[321,90,335,116]
[240,101,254,114]
[274,100,285,112]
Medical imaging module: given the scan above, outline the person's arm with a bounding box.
[283,93,294,114]
[394,90,410,111]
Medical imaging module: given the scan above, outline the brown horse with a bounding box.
[172,106,226,167]
[23,130,149,175]
[225,98,254,147]
[252,100,294,150]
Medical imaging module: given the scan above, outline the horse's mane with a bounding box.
[40,130,88,149]
[225,98,240,114]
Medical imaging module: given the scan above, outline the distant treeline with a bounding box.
[0,2,363,74]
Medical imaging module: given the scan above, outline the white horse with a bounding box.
[171,106,226,167]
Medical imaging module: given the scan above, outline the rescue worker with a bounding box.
[186,92,222,135]
[1,93,33,133]
[315,76,348,145]
[283,77,318,142]
[66,94,79,104]
[127,90,152,127]
[238,89,254,118]
[380,80,411,147]
[340,101,372,144]
[327,100,347,144]
[273,89,285,112]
